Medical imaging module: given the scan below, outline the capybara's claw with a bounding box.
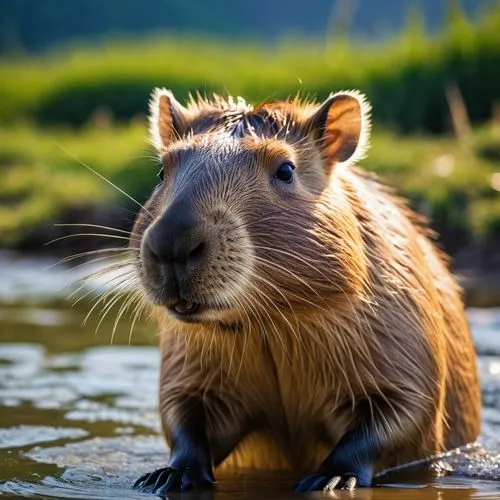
[133,465,215,494]
[323,474,357,491]
[294,472,361,492]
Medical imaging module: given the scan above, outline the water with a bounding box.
[1,254,500,499]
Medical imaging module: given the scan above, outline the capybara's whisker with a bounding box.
[57,143,154,218]
[55,223,135,236]
[75,88,480,495]
[46,232,137,246]
[64,252,132,274]
[81,273,137,325]
[110,289,141,344]
[56,247,138,266]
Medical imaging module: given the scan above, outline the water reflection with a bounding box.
[3,472,500,500]
[0,281,499,499]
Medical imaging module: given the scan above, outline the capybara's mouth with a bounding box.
[166,299,239,328]
[167,300,203,320]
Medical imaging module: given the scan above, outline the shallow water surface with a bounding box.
[1,255,500,499]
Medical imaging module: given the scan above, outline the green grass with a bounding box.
[0,122,155,241]
[1,4,499,247]
[0,5,499,133]
[1,121,499,245]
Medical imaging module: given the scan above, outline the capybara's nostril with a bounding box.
[187,241,206,270]
[143,226,172,265]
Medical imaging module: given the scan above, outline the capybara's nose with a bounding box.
[143,204,207,275]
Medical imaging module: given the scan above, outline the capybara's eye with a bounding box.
[274,162,295,183]
[157,167,164,182]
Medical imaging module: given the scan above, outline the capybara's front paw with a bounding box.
[133,465,215,494]
[293,471,367,492]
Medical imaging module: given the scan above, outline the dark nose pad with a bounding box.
[143,209,207,276]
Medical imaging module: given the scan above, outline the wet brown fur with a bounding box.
[132,90,480,476]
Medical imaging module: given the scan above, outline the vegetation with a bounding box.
[1,121,499,247]
[0,4,499,249]
[0,122,153,244]
[0,6,499,133]
[0,0,490,54]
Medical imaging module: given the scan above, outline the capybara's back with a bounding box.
[132,89,480,494]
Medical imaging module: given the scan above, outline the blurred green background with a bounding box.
[2,3,500,493]
[0,0,499,292]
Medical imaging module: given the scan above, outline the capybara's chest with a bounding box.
[223,334,357,438]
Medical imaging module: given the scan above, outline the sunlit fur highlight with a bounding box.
[131,90,480,476]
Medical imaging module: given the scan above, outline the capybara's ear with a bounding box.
[149,88,190,150]
[305,90,371,171]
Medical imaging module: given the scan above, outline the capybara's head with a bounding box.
[131,89,371,328]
